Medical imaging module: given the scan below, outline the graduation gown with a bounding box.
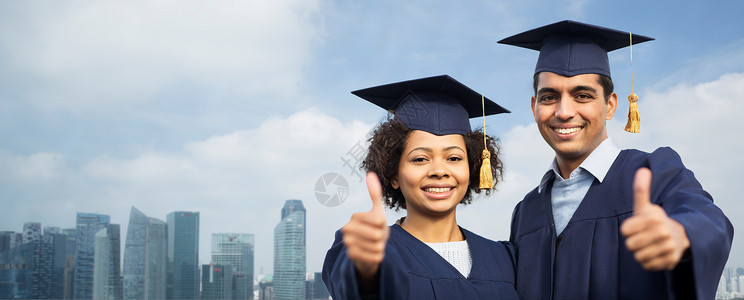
[323,224,519,300]
[510,147,734,299]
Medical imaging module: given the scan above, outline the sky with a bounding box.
[1,0,743,279]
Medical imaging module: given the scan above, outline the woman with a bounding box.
[322,75,519,299]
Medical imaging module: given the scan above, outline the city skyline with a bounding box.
[1,201,318,299]
[3,204,741,299]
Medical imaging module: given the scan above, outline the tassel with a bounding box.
[479,148,493,189]
[478,95,492,189]
[624,33,641,133]
[624,93,640,133]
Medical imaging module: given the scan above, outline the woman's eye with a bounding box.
[448,156,463,162]
[412,157,427,163]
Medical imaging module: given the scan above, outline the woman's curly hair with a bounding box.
[361,116,503,211]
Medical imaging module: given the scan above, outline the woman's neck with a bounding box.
[400,211,463,243]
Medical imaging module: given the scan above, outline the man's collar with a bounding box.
[538,137,621,193]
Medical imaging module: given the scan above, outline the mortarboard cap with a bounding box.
[352,75,509,136]
[498,20,654,78]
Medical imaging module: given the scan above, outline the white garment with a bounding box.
[425,240,472,277]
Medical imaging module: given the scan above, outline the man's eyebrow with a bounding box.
[537,87,559,95]
[570,85,598,94]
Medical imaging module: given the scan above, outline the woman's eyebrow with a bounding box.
[407,146,465,156]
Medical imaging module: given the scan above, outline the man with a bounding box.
[499,20,733,299]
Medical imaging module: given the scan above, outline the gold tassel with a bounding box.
[479,95,493,189]
[479,148,493,189]
[624,93,640,133]
[624,32,641,133]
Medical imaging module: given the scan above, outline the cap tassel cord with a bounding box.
[479,95,493,189]
[625,33,641,133]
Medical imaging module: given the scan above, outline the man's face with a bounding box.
[531,72,617,166]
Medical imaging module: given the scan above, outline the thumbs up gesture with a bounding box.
[620,168,691,271]
[341,172,390,282]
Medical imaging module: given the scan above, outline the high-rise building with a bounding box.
[258,277,274,300]
[273,199,306,300]
[307,272,330,300]
[211,233,254,299]
[93,224,122,300]
[1,226,67,299]
[48,231,70,300]
[0,231,14,252]
[146,218,167,299]
[73,213,111,300]
[123,207,167,300]
[61,228,77,299]
[167,211,200,300]
[44,227,61,235]
[9,232,23,250]
[201,263,233,300]
[31,230,58,299]
[23,222,41,244]
[0,242,35,299]
[63,255,75,299]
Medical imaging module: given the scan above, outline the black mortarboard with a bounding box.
[352,75,509,136]
[498,20,654,78]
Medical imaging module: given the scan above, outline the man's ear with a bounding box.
[606,92,618,120]
[531,96,537,118]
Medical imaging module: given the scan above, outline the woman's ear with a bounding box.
[391,176,399,189]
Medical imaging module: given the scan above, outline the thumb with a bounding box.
[633,167,653,213]
[366,172,385,214]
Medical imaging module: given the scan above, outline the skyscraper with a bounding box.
[61,228,77,299]
[73,213,111,300]
[31,229,57,299]
[167,211,200,300]
[308,272,330,300]
[201,263,233,300]
[23,222,41,244]
[273,199,306,300]
[211,233,254,299]
[0,241,35,299]
[0,231,12,252]
[93,224,122,300]
[123,207,167,300]
[49,230,72,300]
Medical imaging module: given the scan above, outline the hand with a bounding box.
[341,172,390,281]
[620,168,690,271]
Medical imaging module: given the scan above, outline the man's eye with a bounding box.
[576,94,594,100]
[539,95,557,102]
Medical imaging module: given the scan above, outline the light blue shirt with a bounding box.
[538,138,622,235]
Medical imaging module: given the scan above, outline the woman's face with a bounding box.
[392,130,470,217]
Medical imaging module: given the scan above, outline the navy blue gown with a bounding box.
[510,147,734,299]
[323,224,519,299]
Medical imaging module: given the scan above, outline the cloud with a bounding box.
[0,0,324,111]
[0,150,68,181]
